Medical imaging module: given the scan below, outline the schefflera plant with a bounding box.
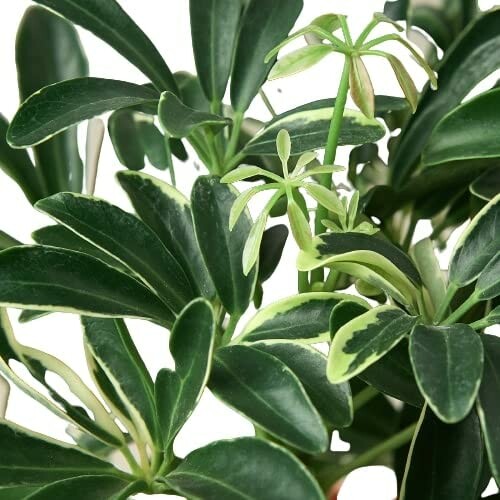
[0,1,499,500]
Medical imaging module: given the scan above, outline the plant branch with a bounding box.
[441,292,480,326]
[224,111,244,167]
[434,283,458,324]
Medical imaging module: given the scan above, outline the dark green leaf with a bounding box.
[0,246,173,325]
[0,486,38,499]
[82,317,159,448]
[410,324,483,423]
[253,341,353,428]
[174,71,211,112]
[190,0,241,101]
[240,292,369,343]
[390,9,500,187]
[0,420,125,486]
[210,345,328,453]
[155,299,215,449]
[244,99,386,156]
[258,225,288,283]
[470,167,500,201]
[117,171,215,299]
[191,176,257,315]
[230,0,303,112]
[36,193,194,313]
[0,114,45,204]
[166,437,323,499]
[330,300,371,339]
[328,305,418,383]
[158,91,231,139]
[475,253,500,300]
[401,407,484,500]
[449,193,499,288]
[0,230,20,251]
[17,6,88,193]
[8,78,158,148]
[33,0,177,93]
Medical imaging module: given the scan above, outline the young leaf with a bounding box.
[304,14,342,44]
[303,183,343,215]
[287,198,312,250]
[449,193,499,288]
[221,165,277,184]
[190,0,241,102]
[276,129,291,166]
[410,324,483,423]
[192,176,257,315]
[158,91,231,139]
[253,341,353,428]
[243,213,268,276]
[258,225,288,283]
[240,292,369,343]
[210,345,328,453]
[350,56,375,119]
[117,170,215,299]
[33,0,177,93]
[230,0,303,112]
[0,246,174,325]
[165,438,323,500]
[155,299,215,449]
[385,54,418,112]
[8,78,159,148]
[36,193,194,313]
[17,6,88,194]
[82,317,159,448]
[328,305,418,383]
[269,45,333,80]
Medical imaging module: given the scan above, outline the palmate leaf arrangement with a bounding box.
[0,0,499,499]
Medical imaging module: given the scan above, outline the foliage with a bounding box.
[0,1,499,498]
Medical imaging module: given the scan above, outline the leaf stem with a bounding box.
[298,271,310,293]
[121,444,143,477]
[352,385,379,411]
[224,111,244,167]
[441,292,480,326]
[222,314,241,345]
[434,283,458,324]
[164,138,176,187]
[259,89,277,117]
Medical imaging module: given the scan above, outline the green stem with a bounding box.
[352,385,379,411]
[224,111,244,167]
[164,139,176,187]
[434,283,458,324]
[259,89,277,117]
[222,314,241,345]
[441,293,480,326]
[298,271,310,293]
[206,130,223,175]
[323,269,340,292]
[121,445,143,477]
[224,151,246,173]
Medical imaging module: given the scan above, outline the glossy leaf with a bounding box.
[390,9,500,187]
[0,420,124,486]
[191,176,257,315]
[158,91,231,139]
[36,192,194,313]
[328,305,418,383]
[33,0,177,93]
[401,407,484,500]
[269,45,333,80]
[210,345,328,453]
[190,0,241,101]
[155,299,215,449]
[449,193,500,288]
[166,437,323,499]
[230,0,303,111]
[16,6,88,194]
[0,246,173,324]
[240,292,369,343]
[258,225,288,283]
[475,253,500,300]
[330,300,371,339]
[470,167,500,201]
[117,170,215,299]
[253,341,353,428]
[244,100,386,156]
[350,56,375,119]
[82,317,159,447]
[410,324,483,423]
[8,78,159,148]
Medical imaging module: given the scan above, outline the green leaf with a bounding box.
[424,88,500,167]
[82,317,159,448]
[8,78,159,148]
[0,231,20,251]
[473,305,500,329]
[390,9,500,187]
[475,253,500,300]
[155,299,215,450]
[401,407,484,500]
[0,114,45,204]
[303,183,343,215]
[330,300,371,339]
[287,198,312,250]
[0,246,173,324]
[190,0,241,101]
[244,99,386,156]
[471,167,500,202]
[409,324,483,423]
[17,6,88,194]
[117,170,215,299]
[0,420,125,486]
[230,0,303,111]
[25,475,138,500]
[304,14,342,44]
[258,225,288,283]
[269,45,333,80]
[253,341,353,428]
[449,193,500,288]
[243,213,267,276]
[158,91,231,139]
[210,345,328,453]
[33,0,177,93]
[166,437,323,499]
[386,54,418,112]
[240,292,369,343]
[191,176,257,315]
[0,486,38,499]
[350,56,375,119]
[328,305,418,383]
[359,340,424,407]
[36,192,194,313]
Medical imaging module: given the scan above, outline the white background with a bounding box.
[0,1,498,498]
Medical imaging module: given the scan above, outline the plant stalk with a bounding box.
[441,292,480,326]
[224,111,244,167]
[434,283,458,324]
[164,138,176,187]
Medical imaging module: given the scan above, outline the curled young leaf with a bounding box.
[269,45,333,80]
[287,198,312,250]
[350,56,375,119]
